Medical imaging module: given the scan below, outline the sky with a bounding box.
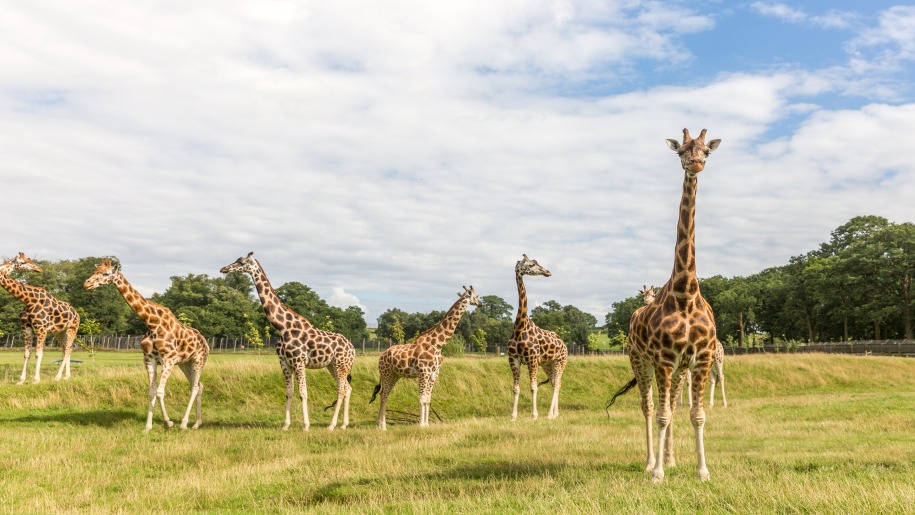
[2,1,914,326]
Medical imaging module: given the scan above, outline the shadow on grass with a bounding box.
[5,409,140,427]
[309,459,645,505]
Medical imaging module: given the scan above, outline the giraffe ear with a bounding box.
[666,139,681,151]
[707,139,721,152]
[246,251,254,258]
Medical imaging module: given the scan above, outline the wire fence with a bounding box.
[1,333,912,357]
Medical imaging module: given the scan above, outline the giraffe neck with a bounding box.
[112,273,162,325]
[513,271,529,329]
[0,271,33,304]
[669,173,700,297]
[249,260,314,331]
[430,296,470,348]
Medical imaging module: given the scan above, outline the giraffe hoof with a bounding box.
[698,468,710,481]
[651,474,665,484]
[192,423,201,430]
[281,426,290,431]
[15,380,24,386]
[165,420,174,429]
[665,458,676,468]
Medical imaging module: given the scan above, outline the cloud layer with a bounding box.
[1,1,913,323]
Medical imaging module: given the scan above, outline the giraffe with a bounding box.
[220,252,355,431]
[0,252,80,384]
[679,340,727,408]
[508,254,568,421]
[84,259,209,432]
[370,286,481,430]
[607,128,722,483]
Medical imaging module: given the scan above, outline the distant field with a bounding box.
[0,350,913,513]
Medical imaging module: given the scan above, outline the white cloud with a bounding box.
[0,1,913,325]
[750,2,856,29]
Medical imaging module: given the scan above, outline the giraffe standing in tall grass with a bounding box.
[370,286,480,429]
[0,252,80,384]
[84,259,208,432]
[608,128,723,483]
[220,252,355,431]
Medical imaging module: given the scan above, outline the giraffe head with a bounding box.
[0,252,43,275]
[83,258,121,291]
[515,254,551,278]
[460,285,481,307]
[666,128,721,176]
[641,284,656,305]
[220,251,258,276]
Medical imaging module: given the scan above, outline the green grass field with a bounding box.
[0,350,913,513]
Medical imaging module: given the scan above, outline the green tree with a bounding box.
[604,290,645,336]
[532,300,598,346]
[471,328,487,353]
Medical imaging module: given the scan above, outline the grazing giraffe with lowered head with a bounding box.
[508,254,568,420]
[84,259,209,432]
[0,252,80,384]
[220,252,355,431]
[370,286,480,429]
[608,128,722,483]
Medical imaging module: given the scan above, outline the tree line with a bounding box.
[4,214,909,350]
[606,216,915,346]
[0,256,600,351]
[374,296,599,354]
[0,258,369,345]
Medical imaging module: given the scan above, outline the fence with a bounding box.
[726,339,915,357]
[1,333,912,357]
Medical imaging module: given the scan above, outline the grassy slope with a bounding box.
[0,350,913,513]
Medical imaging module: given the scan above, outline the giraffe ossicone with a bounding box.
[370,285,480,430]
[84,258,209,432]
[220,251,355,432]
[0,252,80,384]
[608,128,722,483]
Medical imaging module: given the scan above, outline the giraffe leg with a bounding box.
[634,363,656,473]
[279,360,294,430]
[143,355,158,432]
[156,360,176,429]
[341,368,352,430]
[193,381,204,429]
[690,364,712,481]
[709,367,717,408]
[17,326,33,385]
[418,374,430,427]
[667,367,688,469]
[296,365,309,431]
[55,328,77,381]
[528,361,540,420]
[377,375,398,431]
[509,356,521,421]
[326,364,348,431]
[177,363,202,430]
[651,364,674,483]
[426,370,440,426]
[547,359,564,420]
[717,361,727,408]
[32,329,48,384]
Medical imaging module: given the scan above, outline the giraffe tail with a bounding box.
[323,374,354,412]
[538,378,551,386]
[605,377,638,417]
[369,383,381,404]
